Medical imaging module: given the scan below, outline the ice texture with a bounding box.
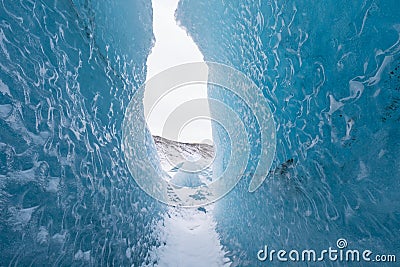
[1,0,399,266]
[0,1,162,266]
[177,0,400,265]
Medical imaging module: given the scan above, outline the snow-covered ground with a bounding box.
[153,135,214,184]
[146,136,231,267]
[154,206,231,267]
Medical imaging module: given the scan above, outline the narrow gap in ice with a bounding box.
[143,1,230,266]
[144,0,213,144]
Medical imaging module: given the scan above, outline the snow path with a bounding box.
[154,206,231,267]
[149,138,229,266]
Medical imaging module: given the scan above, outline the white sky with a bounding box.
[144,0,213,144]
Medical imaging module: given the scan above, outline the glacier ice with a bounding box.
[0,0,399,266]
[176,0,400,265]
[0,0,162,266]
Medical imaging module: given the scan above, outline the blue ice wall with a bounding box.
[177,0,400,265]
[0,1,161,265]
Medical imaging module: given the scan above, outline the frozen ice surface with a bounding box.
[177,0,400,265]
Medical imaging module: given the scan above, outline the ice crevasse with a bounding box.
[0,0,399,266]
